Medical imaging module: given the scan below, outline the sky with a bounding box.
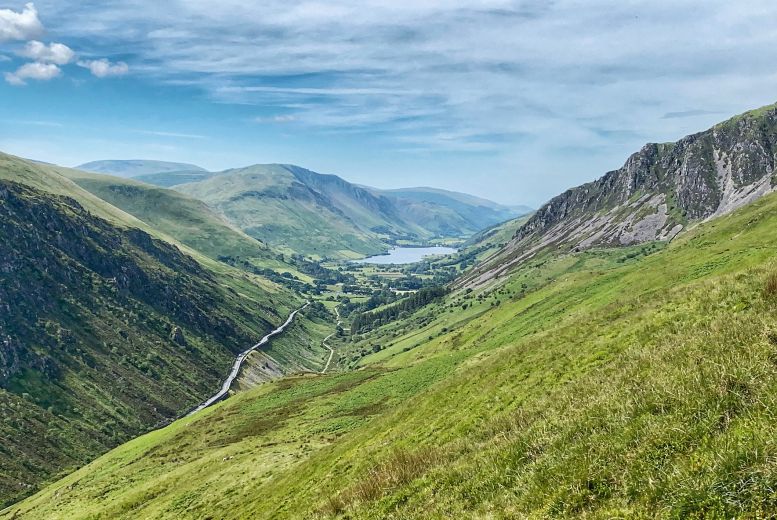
[1,1,777,206]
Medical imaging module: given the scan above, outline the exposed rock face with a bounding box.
[461,103,777,287]
[517,106,777,251]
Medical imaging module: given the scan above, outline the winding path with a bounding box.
[188,302,310,416]
[321,306,348,374]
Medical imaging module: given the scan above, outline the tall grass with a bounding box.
[763,271,777,299]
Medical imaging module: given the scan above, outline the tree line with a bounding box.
[350,286,448,334]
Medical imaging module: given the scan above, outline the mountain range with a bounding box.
[79,160,530,259]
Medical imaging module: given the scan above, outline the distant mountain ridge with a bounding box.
[83,160,530,258]
[377,186,531,235]
[77,160,207,178]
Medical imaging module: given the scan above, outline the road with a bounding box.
[188,302,310,416]
[321,306,348,374]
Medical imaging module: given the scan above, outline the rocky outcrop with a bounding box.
[515,104,777,252]
[461,103,777,287]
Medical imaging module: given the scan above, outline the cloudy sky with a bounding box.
[1,1,776,206]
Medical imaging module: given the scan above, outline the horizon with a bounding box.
[2,1,777,206]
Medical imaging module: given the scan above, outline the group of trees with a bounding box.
[288,254,356,285]
[349,286,448,334]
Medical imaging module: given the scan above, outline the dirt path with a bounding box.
[321,306,348,374]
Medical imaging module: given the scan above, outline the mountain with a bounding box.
[377,187,530,237]
[174,164,399,258]
[0,153,306,507]
[172,164,526,259]
[77,160,207,178]
[133,170,214,187]
[10,156,777,519]
[462,102,777,286]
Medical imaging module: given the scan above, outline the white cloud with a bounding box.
[19,40,75,65]
[0,2,43,42]
[134,129,206,139]
[254,114,298,123]
[14,0,777,203]
[5,61,61,85]
[77,58,129,77]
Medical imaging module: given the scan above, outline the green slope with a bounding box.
[174,164,400,259]
[0,153,312,507]
[11,181,777,518]
[55,169,294,270]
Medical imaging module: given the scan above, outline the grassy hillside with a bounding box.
[174,164,402,259]
[55,169,303,274]
[10,182,777,518]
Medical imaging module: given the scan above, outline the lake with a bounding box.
[355,246,458,265]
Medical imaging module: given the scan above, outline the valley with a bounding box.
[77,161,527,260]
[3,102,777,519]
[0,150,511,509]
[7,163,777,519]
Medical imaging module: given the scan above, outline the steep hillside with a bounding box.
[0,154,315,507]
[463,102,777,286]
[10,181,777,519]
[77,160,206,178]
[55,169,293,270]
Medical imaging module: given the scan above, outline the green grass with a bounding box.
[60,170,267,259]
[8,181,777,518]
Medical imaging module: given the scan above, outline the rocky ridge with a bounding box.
[464,103,777,286]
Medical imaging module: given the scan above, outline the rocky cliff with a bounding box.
[519,104,777,250]
[463,103,777,286]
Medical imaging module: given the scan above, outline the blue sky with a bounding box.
[1,1,777,206]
